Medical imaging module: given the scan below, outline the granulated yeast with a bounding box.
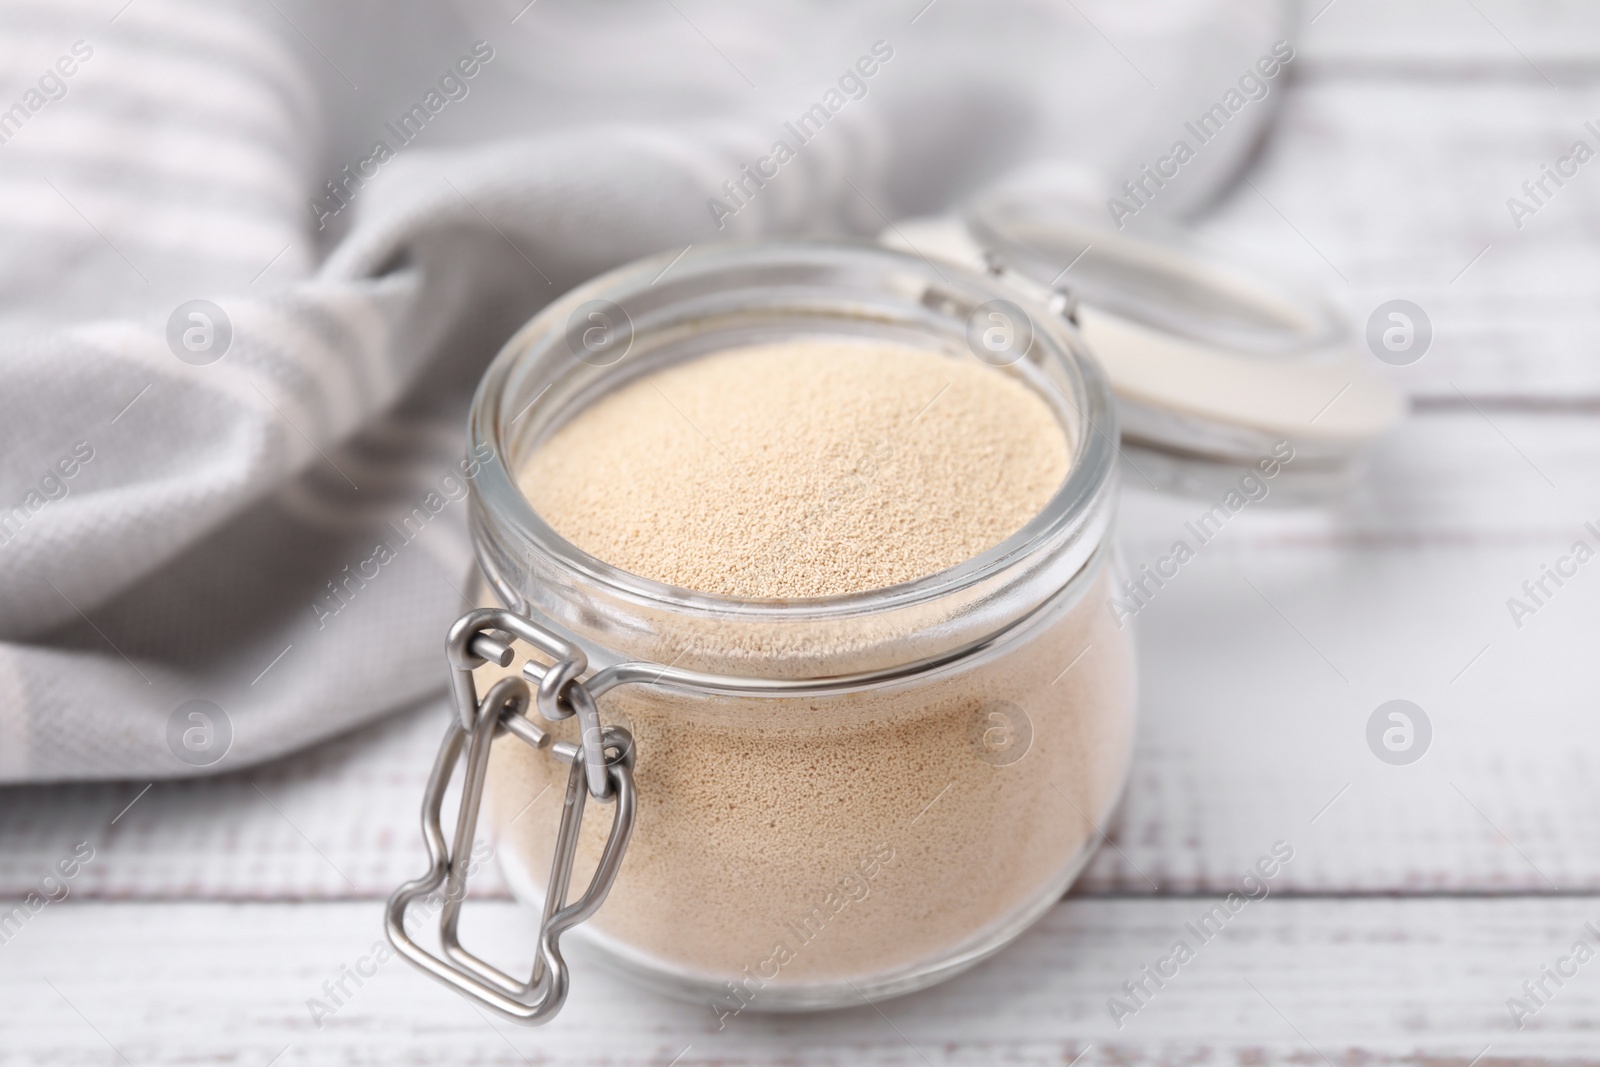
[483,336,1135,996]
[520,339,1070,598]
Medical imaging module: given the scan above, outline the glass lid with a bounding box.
[965,190,1345,359]
[879,189,1407,501]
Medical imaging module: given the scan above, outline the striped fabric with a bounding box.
[0,0,1284,780]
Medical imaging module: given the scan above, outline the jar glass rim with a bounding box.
[467,238,1119,625]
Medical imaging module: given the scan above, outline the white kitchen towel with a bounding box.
[0,0,1292,781]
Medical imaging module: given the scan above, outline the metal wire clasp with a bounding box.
[385,609,637,1024]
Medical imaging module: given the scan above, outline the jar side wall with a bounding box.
[480,564,1135,995]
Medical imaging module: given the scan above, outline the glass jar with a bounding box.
[386,240,1137,1021]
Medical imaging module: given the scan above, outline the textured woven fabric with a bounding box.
[0,0,1288,781]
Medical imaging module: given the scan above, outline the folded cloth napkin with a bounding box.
[0,0,1290,781]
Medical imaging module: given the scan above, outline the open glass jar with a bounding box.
[385,215,1401,1023]
[385,241,1137,1021]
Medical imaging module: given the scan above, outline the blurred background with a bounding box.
[2,0,1598,1062]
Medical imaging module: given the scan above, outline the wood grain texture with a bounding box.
[1,898,1597,1065]
[1193,71,1600,399]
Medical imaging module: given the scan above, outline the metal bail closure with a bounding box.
[385,609,637,1024]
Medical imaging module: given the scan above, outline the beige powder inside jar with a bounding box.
[521,338,1071,597]
[482,336,1135,995]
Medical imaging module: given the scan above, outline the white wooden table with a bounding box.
[4,2,1599,1062]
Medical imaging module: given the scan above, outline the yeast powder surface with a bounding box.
[521,338,1070,597]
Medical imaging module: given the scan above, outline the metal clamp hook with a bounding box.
[448,608,612,800]
[386,610,636,1024]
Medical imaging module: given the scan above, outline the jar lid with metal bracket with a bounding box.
[881,190,1407,502]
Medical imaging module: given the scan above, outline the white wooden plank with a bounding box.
[1196,71,1600,398]
[2,411,1597,899]
[0,897,1595,1064]
[1095,411,1600,892]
